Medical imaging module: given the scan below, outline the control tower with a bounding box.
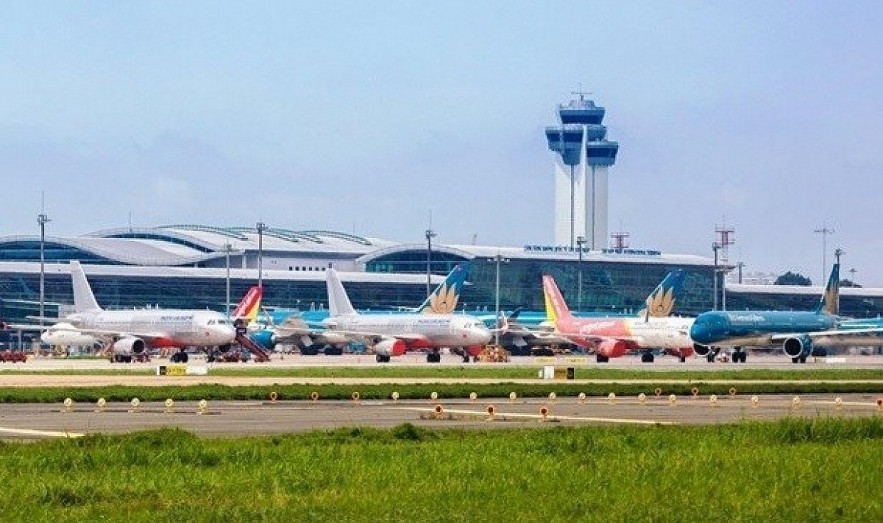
[545,93,619,249]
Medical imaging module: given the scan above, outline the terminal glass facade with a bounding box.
[367,251,715,316]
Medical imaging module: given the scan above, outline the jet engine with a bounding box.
[692,343,711,356]
[782,335,812,358]
[374,339,407,357]
[112,337,146,356]
[597,340,628,358]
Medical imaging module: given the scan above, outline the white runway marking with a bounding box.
[394,407,677,425]
[0,426,85,438]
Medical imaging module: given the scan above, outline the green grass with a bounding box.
[0,417,879,522]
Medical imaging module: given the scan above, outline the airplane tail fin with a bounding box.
[638,269,686,321]
[326,269,357,317]
[231,285,263,323]
[417,263,470,314]
[542,275,573,325]
[816,262,840,315]
[70,261,102,313]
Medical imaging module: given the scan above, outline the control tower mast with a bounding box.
[545,91,619,249]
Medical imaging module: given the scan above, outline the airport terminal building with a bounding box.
[0,224,720,321]
[1,224,880,328]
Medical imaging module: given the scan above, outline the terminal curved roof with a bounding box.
[0,225,398,267]
[0,224,716,267]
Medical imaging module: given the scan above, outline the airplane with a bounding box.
[61,261,237,362]
[542,270,695,363]
[247,263,474,356]
[322,266,492,362]
[689,258,883,363]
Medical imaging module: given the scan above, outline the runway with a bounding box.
[1,393,879,441]
[3,351,883,372]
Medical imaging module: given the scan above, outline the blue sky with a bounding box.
[2,1,882,286]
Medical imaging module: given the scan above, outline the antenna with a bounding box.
[714,221,735,263]
[814,225,835,284]
[37,192,51,330]
[424,209,436,298]
[610,230,630,251]
[570,83,593,101]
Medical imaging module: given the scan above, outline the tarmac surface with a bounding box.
[0,353,880,441]
[0,393,880,441]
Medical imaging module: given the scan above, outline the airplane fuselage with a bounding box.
[67,309,236,348]
[556,316,694,350]
[689,311,837,347]
[324,314,492,348]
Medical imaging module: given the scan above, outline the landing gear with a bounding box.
[706,348,718,363]
[792,355,807,364]
[640,352,655,363]
[596,354,609,363]
[323,345,343,356]
[426,350,441,363]
[376,354,391,363]
[731,348,747,363]
[170,349,189,363]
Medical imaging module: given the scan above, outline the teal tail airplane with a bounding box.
[689,259,881,363]
[416,263,471,314]
[246,263,473,355]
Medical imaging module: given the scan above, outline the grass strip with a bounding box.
[0,417,879,522]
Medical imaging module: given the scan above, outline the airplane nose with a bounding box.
[689,322,710,343]
[216,326,236,343]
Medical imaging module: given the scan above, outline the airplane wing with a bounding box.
[2,322,46,331]
[771,327,883,346]
[322,329,430,347]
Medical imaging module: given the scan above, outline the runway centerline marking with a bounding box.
[392,407,677,425]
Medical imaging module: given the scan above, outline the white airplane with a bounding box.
[323,268,492,363]
[62,261,236,362]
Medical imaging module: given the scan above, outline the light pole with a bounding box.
[488,253,509,346]
[814,226,834,284]
[712,242,720,311]
[576,235,586,313]
[256,221,266,287]
[38,210,51,330]
[425,228,436,298]
[224,242,232,318]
